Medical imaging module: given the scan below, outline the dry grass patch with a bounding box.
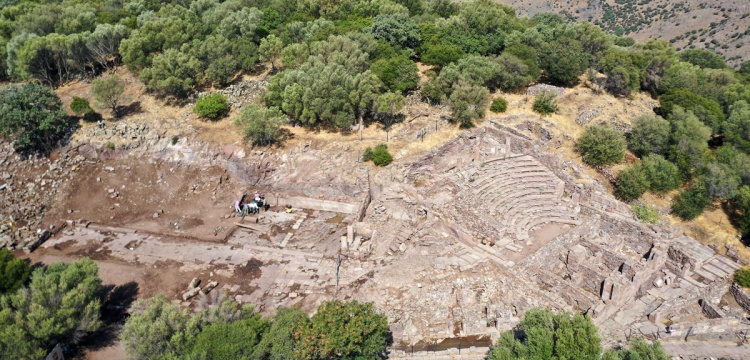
[669,205,750,262]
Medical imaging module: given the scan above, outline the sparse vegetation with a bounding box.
[632,203,660,224]
[603,338,671,360]
[3,0,750,357]
[532,91,559,115]
[363,144,393,166]
[92,74,127,118]
[70,97,93,116]
[194,93,230,120]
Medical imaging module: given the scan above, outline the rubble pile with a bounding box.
[193,79,268,108]
[526,83,565,96]
[0,143,88,250]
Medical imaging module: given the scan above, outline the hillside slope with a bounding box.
[496,0,750,67]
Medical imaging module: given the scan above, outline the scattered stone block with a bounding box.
[182,287,200,301]
[188,278,201,289]
[202,280,218,294]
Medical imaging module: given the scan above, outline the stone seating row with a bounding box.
[472,167,554,190]
[473,172,557,194]
[487,187,561,214]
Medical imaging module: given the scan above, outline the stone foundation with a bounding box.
[730,283,750,313]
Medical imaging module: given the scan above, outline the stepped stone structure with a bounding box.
[344,122,750,356]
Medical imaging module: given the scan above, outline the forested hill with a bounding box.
[494,0,750,68]
[1,0,750,239]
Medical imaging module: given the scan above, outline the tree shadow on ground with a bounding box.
[276,128,295,145]
[76,281,139,352]
[115,101,142,118]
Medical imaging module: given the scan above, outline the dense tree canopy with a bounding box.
[0,258,102,359]
[296,300,390,359]
[121,297,389,360]
[0,249,30,295]
[0,83,70,153]
[488,308,601,360]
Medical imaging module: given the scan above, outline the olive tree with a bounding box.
[259,34,283,72]
[447,81,489,128]
[235,105,287,146]
[374,91,405,141]
[92,74,128,118]
[575,125,627,166]
[628,115,670,157]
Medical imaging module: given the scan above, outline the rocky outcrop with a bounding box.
[193,79,268,108]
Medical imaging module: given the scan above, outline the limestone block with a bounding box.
[182,287,200,301]
[202,280,218,294]
[188,278,201,289]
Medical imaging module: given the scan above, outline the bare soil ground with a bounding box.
[43,157,243,241]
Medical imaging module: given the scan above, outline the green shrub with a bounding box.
[490,98,508,113]
[532,91,559,115]
[616,164,649,201]
[171,135,179,145]
[632,203,659,224]
[234,105,286,146]
[194,93,230,120]
[70,97,92,115]
[0,83,70,153]
[488,308,601,360]
[296,300,390,359]
[575,125,627,166]
[0,249,31,295]
[672,182,711,220]
[363,144,393,166]
[736,268,750,288]
[106,141,115,150]
[641,154,682,194]
[603,339,671,360]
